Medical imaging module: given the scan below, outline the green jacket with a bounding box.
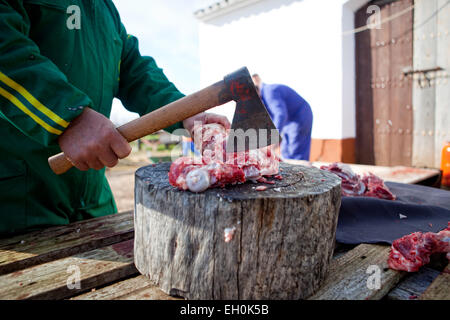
[0,0,185,236]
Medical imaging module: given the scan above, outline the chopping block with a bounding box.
[134,163,341,300]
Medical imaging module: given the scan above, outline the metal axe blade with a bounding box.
[224,67,281,153]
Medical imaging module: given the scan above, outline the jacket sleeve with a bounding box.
[0,1,94,147]
[115,23,186,134]
[263,87,288,134]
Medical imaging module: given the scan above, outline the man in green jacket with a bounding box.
[0,0,229,236]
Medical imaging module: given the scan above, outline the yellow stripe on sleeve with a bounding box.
[0,86,63,135]
[0,71,69,128]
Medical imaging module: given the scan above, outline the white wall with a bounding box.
[342,2,357,139]
[197,0,363,140]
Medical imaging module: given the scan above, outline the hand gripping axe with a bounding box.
[48,67,280,174]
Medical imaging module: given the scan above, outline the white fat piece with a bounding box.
[243,166,261,180]
[186,168,211,193]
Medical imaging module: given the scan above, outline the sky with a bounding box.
[110,0,208,125]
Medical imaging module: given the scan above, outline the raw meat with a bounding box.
[388,222,450,272]
[320,163,396,200]
[168,157,246,193]
[320,163,365,197]
[362,173,396,200]
[192,123,227,162]
[193,122,279,177]
[169,123,280,192]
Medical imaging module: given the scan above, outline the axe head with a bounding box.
[224,67,281,153]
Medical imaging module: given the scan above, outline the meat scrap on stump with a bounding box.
[169,123,280,192]
[320,163,396,200]
[388,222,450,272]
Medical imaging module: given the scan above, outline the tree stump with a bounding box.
[134,162,341,300]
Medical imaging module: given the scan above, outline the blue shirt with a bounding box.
[260,83,313,160]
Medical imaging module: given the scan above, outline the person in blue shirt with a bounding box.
[252,74,313,161]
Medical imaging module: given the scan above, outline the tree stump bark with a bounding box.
[134,162,341,300]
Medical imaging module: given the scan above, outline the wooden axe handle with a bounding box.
[48,80,231,175]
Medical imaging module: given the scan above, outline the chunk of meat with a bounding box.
[388,222,450,272]
[193,123,227,162]
[362,173,396,200]
[169,123,280,192]
[320,163,395,200]
[169,157,245,193]
[320,163,366,196]
[194,122,280,177]
[227,146,280,180]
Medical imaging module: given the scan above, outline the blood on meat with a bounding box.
[388,223,450,272]
[320,163,395,200]
[169,124,280,192]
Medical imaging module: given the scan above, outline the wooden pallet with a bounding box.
[0,211,447,300]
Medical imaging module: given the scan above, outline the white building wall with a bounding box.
[342,2,357,140]
[197,0,366,141]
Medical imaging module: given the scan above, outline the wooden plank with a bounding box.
[70,275,172,300]
[340,163,440,184]
[333,243,357,260]
[373,2,392,166]
[309,244,406,300]
[0,211,134,276]
[420,263,450,300]
[118,286,181,300]
[0,239,137,300]
[71,275,150,300]
[389,0,413,166]
[372,166,440,184]
[72,275,181,300]
[355,3,376,165]
[387,267,440,300]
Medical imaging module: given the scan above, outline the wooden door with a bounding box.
[355,0,414,166]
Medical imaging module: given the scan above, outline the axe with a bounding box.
[48,67,280,174]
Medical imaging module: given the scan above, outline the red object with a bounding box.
[169,124,280,192]
[168,157,246,192]
[387,222,450,272]
[441,141,450,187]
[256,177,275,185]
[230,80,251,101]
[362,173,396,200]
[320,163,396,200]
